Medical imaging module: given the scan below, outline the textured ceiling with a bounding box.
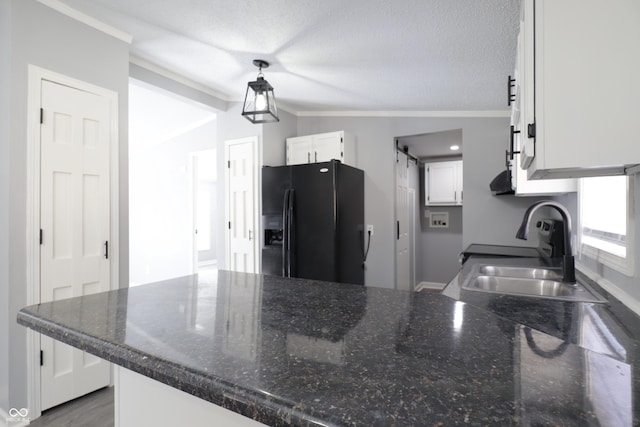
[59,0,521,113]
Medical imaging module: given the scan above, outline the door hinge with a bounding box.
[39,229,43,245]
[228,221,231,229]
[104,241,109,259]
[40,350,44,366]
[40,108,43,124]
[527,123,536,138]
[227,160,231,169]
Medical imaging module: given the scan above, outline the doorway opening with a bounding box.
[128,79,217,286]
[394,129,464,291]
[191,149,218,272]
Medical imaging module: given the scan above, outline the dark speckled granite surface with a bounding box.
[18,270,639,426]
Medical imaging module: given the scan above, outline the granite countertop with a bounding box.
[18,270,640,426]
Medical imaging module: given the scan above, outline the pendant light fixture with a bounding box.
[241,59,279,123]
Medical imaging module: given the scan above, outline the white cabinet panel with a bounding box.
[519,0,640,179]
[285,136,313,165]
[425,160,462,206]
[312,131,343,163]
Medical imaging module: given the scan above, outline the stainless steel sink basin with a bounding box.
[463,270,607,303]
[478,265,562,280]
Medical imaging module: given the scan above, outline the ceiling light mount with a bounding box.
[242,59,279,124]
[253,59,269,71]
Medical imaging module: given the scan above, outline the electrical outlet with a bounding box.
[366,224,374,235]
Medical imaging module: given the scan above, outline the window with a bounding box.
[579,175,634,275]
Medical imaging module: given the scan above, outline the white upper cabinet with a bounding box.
[509,30,576,196]
[425,160,463,206]
[286,131,355,166]
[285,136,313,165]
[519,0,640,179]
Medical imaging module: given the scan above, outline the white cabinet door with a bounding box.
[520,0,640,179]
[456,161,463,203]
[286,131,355,166]
[286,136,313,165]
[425,160,462,206]
[312,131,343,163]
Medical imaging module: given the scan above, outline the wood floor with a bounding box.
[30,387,114,427]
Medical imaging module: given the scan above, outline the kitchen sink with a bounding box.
[462,266,607,303]
[477,265,562,280]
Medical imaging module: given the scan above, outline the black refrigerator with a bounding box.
[262,160,365,285]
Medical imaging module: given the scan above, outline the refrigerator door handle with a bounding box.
[286,189,295,277]
[332,164,338,230]
[282,189,290,276]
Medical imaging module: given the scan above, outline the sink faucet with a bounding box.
[516,200,576,283]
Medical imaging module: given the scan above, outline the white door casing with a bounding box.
[225,137,259,274]
[26,65,119,417]
[395,152,410,291]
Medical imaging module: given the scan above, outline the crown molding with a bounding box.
[295,110,511,118]
[37,0,132,43]
[130,56,231,102]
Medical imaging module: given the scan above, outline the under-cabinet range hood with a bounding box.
[490,169,514,195]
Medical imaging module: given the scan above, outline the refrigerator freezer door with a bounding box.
[261,166,292,277]
[262,166,291,215]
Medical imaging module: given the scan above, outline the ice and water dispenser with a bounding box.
[262,215,283,276]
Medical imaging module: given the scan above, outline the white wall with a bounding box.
[421,201,463,284]
[1,0,130,415]
[129,121,217,285]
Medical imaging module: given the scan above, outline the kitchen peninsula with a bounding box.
[18,270,638,426]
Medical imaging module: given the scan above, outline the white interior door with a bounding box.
[225,137,258,273]
[39,79,111,410]
[396,153,410,291]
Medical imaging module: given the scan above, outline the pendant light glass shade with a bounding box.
[242,60,279,123]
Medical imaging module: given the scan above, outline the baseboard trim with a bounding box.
[415,281,446,292]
